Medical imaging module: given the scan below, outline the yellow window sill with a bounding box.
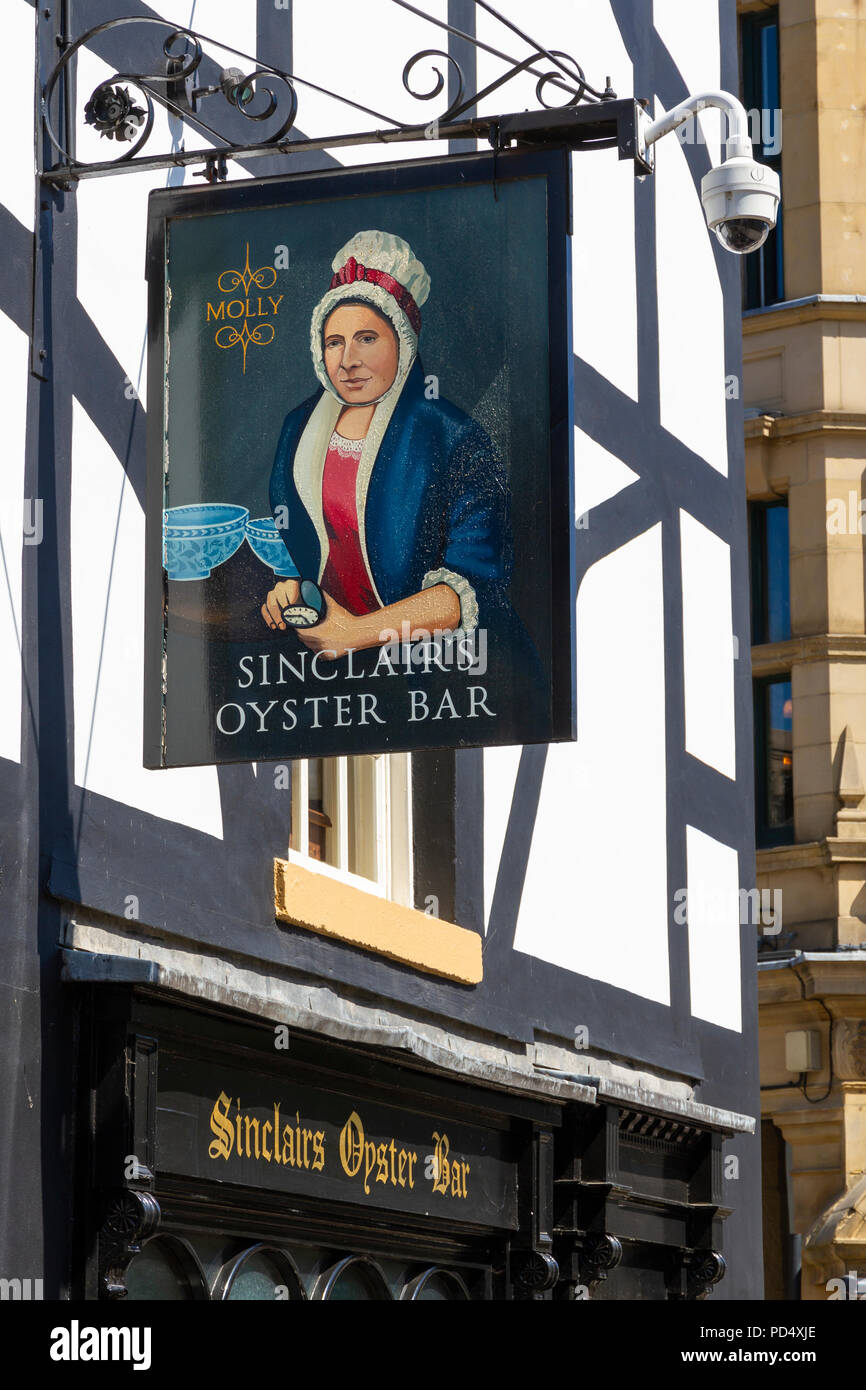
[273,857,483,985]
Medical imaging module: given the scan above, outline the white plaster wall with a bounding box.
[291,0,448,165]
[0,312,29,766]
[6,0,35,232]
[71,37,245,833]
[685,825,742,1032]
[511,525,670,1005]
[70,398,223,835]
[653,0,728,476]
[574,427,639,521]
[570,141,639,404]
[680,509,736,779]
[482,742,522,934]
[653,0,724,165]
[474,1,638,402]
[0,2,36,766]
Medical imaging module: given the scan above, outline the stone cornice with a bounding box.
[743,297,866,335]
[756,837,866,872]
[756,840,830,873]
[744,410,866,444]
[751,633,866,677]
[758,951,866,1003]
[826,838,866,864]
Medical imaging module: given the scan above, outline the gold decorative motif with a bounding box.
[208,243,282,373]
[215,317,275,372]
[217,242,277,295]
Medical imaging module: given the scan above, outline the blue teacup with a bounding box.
[245,517,299,577]
[163,504,249,580]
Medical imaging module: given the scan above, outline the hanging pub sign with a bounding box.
[143,148,574,767]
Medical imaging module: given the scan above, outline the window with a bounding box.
[318,1256,391,1300]
[125,1237,209,1300]
[749,500,791,645]
[754,676,793,847]
[216,1245,305,1301]
[289,754,413,904]
[741,8,783,309]
[402,1267,471,1300]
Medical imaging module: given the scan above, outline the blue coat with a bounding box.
[269,357,514,626]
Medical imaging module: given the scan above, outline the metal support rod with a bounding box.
[642,89,751,158]
[41,99,641,186]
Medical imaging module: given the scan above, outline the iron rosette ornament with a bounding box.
[99,1189,161,1300]
[42,17,298,171]
[511,1249,560,1298]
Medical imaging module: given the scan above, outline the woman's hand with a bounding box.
[262,581,462,653]
[296,592,362,659]
[261,578,301,630]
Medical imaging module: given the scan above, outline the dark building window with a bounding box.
[403,1267,472,1300]
[318,1256,392,1300]
[750,500,791,645]
[125,1238,208,1300]
[219,1246,306,1301]
[754,677,793,847]
[741,8,783,309]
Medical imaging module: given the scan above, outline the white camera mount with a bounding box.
[637,91,781,255]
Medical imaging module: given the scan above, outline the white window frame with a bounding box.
[288,753,413,907]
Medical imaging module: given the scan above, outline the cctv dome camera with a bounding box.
[701,156,781,256]
[714,217,772,253]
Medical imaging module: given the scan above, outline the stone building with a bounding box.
[740,0,866,1301]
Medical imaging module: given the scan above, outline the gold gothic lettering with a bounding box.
[207,1095,469,1202]
[337,1111,421,1197]
[208,1094,323,1171]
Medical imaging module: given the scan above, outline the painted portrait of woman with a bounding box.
[261,229,517,663]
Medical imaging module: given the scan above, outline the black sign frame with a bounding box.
[143,147,575,768]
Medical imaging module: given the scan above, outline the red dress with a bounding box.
[320,431,380,616]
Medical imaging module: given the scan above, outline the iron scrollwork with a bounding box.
[43,17,299,175]
[41,5,616,184]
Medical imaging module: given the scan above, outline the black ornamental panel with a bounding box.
[156,1053,519,1229]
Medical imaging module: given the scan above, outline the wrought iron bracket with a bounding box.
[667,1248,728,1301]
[193,153,229,185]
[39,10,653,188]
[98,1188,162,1300]
[498,100,652,169]
[511,1249,561,1297]
[577,1231,624,1289]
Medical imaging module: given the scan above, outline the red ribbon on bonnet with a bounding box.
[329,255,422,335]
